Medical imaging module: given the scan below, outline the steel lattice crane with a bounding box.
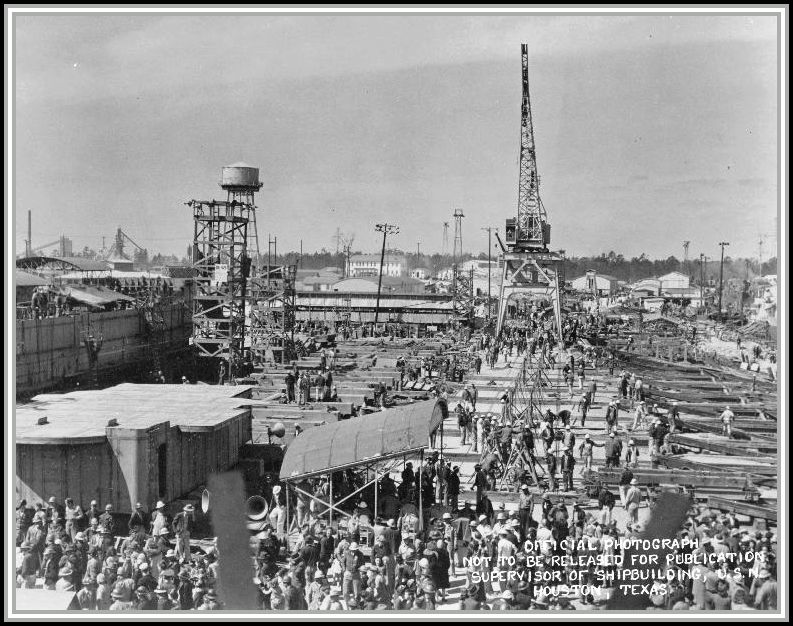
[505,44,550,252]
[495,45,562,339]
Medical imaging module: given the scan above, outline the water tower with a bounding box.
[187,163,262,380]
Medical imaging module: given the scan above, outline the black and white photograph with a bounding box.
[5,5,787,621]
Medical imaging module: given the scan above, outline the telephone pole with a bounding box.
[481,227,494,318]
[718,242,729,315]
[373,223,399,328]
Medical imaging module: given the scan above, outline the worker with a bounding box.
[561,447,576,491]
[624,478,643,525]
[630,401,647,432]
[625,438,640,468]
[171,504,195,562]
[578,433,604,474]
[604,432,622,468]
[720,406,735,439]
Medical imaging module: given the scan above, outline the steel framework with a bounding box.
[187,199,252,376]
[496,45,562,341]
[249,264,297,365]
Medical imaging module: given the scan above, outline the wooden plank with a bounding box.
[669,434,776,457]
[706,496,777,522]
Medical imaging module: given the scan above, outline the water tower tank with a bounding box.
[220,162,261,190]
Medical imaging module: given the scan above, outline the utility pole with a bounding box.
[26,210,32,257]
[718,242,729,315]
[373,223,399,328]
[481,227,494,318]
[682,240,690,275]
[699,253,705,312]
[300,239,303,268]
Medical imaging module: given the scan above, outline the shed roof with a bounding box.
[15,270,49,287]
[16,383,253,445]
[57,257,110,271]
[280,399,447,480]
[61,285,136,308]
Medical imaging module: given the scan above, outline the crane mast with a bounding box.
[506,44,550,252]
[495,45,562,339]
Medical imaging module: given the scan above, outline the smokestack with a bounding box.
[27,210,31,257]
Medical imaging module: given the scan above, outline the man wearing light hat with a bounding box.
[150,500,167,536]
[492,588,515,610]
[720,405,735,439]
[17,542,38,588]
[341,541,364,607]
[624,478,643,525]
[56,563,76,593]
[631,400,647,432]
[515,485,534,540]
[171,504,195,562]
[604,431,622,468]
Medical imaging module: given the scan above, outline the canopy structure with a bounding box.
[60,285,136,308]
[280,399,447,481]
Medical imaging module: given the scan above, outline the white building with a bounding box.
[348,254,407,278]
[571,270,620,296]
[410,267,431,280]
[659,271,690,290]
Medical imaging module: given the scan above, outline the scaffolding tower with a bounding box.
[249,264,297,365]
[187,163,261,380]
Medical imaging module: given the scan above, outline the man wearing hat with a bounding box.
[753,568,777,610]
[624,478,643,525]
[77,572,98,610]
[109,581,135,611]
[473,463,489,508]
[133,584,157,610]
[56,563,76,593]
[341,541,364,607]
[172,504,195,562]
[136,561,157,591]
[47,496,63,526]
[98,503,116,537]
[491,589,515,610]
[128,502,148,538]
[40,543,60,589]
[560,446,576,491]
[320,585,345,611]
[578,433,603,475]
[24,514,46,575]
[604,431,622,468]
[306,569,326,609]
[720,405,735,439]
[631,400,647,432]
[17,542,38,588]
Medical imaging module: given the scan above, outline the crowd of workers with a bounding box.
[15,309,778,612]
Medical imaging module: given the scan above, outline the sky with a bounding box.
[12,12,780,261]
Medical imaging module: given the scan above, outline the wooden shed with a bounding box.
[16,383,253,512]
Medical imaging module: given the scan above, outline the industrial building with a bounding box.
[348,253,408,278]
[570,270,620,296]
[16,384,253,513]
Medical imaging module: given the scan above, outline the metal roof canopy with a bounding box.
[280,399,448,481]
